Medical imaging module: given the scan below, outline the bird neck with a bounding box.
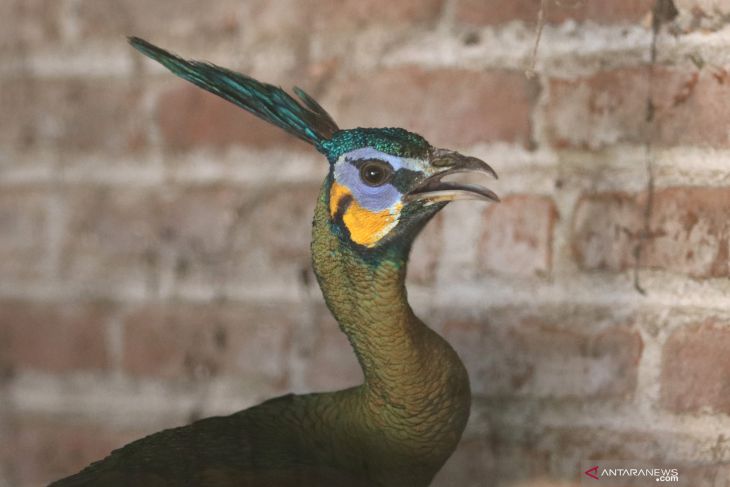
[310,178,470,466]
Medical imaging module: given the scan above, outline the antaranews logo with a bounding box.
[581,461,682,486]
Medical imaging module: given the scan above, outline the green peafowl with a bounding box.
[50,37,499,487]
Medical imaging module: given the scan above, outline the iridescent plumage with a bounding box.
[130,37,339,151]
[51,38,499,487]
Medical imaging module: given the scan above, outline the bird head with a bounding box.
[320,128,498,249]
[129,37,498,252]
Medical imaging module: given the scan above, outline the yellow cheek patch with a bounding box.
[329,182,402,247]
[344,200,402,248]
[329,182,350,218]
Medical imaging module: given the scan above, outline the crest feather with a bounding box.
[129,37,339,151]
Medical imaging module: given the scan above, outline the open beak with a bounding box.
[404,148,500,204]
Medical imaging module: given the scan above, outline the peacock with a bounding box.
[50,37,500,487]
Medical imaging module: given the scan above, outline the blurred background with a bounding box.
[2,0,730,485]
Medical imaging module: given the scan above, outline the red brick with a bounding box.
[155,60,338,152]
[0,301,109,373]
[478,195,558,277]
[661,320,730,414]
[456,0,654,26]
[408,212,444,285]
[571,192,643,271]
[572,187,730,278]
[157,85,310,152]
[299,305,363,391]
[0,0,62,52]
[456,0,541,26]
[241,0,444,40]
[2,415,146,486]
[62,184,321,290]
[0,189,48,280]
[123,303,294,391]
[441,420,720,486]
[0,78,147,153]
[166,183,320,290]
[432,438,495,487]
[239,184,322,267]
[74,0,442,52]
[73,0,244,46]
[651,67,730,147]
[547,68,649,149]
[0,80,37,151]
[646,187,730,277]
[327,67,534,148]
[548,67,730,149]
[127,184,253,289]
[159,184,251,266]
[440,308,641,398]
[310,0,445,29]
[516,427,709,479]
[438,424,702,486]
[61,187,165,287]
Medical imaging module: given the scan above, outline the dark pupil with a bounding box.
[360,162,389,186]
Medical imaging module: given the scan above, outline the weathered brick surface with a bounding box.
[548,67,730,149]
[479,195,558,277]
[0,189,48,281]
[661,320,730,414]
[440,308,642,398]
[60,183,319,290]
[0,301,109,374]
[645,187,730,277]
[154,184,255,290]
[438,424,718,487]
[571,192,643,271]
[327,68,534,148]
[408,212,444,285]
[674,0,730,15]
[168,183,321,290]
[123,303,294,390]
[432,437,495,487]
[1,415,146,486]
[572,187,730,278]
[72,0,244,47]
[61,187,165,287]
[547,68,649,150]
[651,67,730,148]
[71,0,443,51]
[0,78,147,153]
[299,305,363,392]
[157,84,311,152]
[502,426,721,484]
[456,0,655,26]
[0,0,63,52]
[309,0,445,30]
[242,0,444,42]
[4,1,730,486]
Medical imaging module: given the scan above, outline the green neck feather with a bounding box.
[310,178,471,483]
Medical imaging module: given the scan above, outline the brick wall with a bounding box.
[2,1,730,486]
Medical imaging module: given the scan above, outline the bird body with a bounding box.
[50,38,499,487]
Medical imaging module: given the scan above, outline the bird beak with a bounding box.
[404,148,500,204]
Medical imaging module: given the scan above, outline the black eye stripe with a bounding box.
[390,168,421,193]
[334,194,353,223]
[346,158,422,192]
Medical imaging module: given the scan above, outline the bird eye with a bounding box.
[359,160,393,187]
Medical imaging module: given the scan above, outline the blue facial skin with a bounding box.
[333,148,416,212]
